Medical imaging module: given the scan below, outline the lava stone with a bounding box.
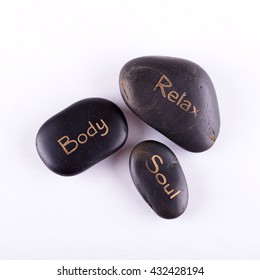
[36,98,128,176]
[120,56,220,152]
[130,140,188,219]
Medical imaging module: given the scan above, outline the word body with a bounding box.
[57,119,109,155]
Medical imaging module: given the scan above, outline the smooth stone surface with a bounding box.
[36,98,128,176]
[120,56,220,152]
[130,140,188,219]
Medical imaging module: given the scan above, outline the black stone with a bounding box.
[129,140,188,219]
[120,56,220,152]
[36,98,128,176]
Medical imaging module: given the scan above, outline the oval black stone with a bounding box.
[129,140,188,219]
[120,56,220,152]
[36,98,128,176]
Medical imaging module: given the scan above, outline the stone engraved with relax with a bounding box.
[145,154,181,199]
[57,119,109,155]
[153,74,199,117]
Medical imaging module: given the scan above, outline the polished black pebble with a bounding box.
[36,98,128,176]
[130,140,188,219]
[120,56,220,152]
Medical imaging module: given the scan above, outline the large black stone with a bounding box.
[120,56,220,152]
[36,98,128,176]
[130,140,188,219]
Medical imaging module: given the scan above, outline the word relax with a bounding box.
[145,154,181,199]
[153,74,199,117]
[57,119,109,155]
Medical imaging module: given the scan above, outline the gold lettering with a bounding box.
[57,118,109,155]
[77,133,88,144]
[163,184,174,195]
[146,154,181,200]
[57,136,78,155]
[96,119,109,136]
[170,190,181,199]
[153,74,199,118]
[145,155,163,174]
[177,92,186,105]
[153,74,172,97]
[180,100,192,111]
[167,90,179,102]
[155,173,167,185]
[87,121,98,137]
[189,106,199,118]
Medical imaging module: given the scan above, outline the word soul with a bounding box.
[145,154,181,199]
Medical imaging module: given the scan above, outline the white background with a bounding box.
[0,0,259,260]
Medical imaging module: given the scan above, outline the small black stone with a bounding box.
[129,140,188,219]
[36,98,128,176]
[120,56,220,152]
